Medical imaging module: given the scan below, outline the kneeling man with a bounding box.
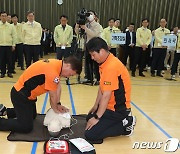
[85,37,136,142]
[0,56,82,133]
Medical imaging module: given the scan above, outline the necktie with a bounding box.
[62,25,66,31]
[162,28,164,32]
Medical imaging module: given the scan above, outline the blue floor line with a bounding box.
[67,84,76,115]
[31,93,49,154]
[131,101,172,138]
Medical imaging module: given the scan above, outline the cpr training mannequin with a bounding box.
[44,108,71,137]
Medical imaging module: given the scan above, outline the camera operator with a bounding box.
[75,10,103,85]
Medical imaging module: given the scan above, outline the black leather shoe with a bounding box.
[131,72,135,77]
[157,74,163,77]
[0,74,5,78]
[66,78,69,85]
[139,73,145,77]
[7,73,13,78]
[151,73,155,77]
[12,70,16,74]
[21,67,25,70]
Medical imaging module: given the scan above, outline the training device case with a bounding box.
[44,139,70,154]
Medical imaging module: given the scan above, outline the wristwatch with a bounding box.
[93,114,100,120]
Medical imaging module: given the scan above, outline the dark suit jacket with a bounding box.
[125,31,136,46]
[41,32,50,44]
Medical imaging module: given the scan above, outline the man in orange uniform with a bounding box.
[0,56,82,133]
[85,37,136,143]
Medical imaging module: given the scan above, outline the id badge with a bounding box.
[61,46,66,49]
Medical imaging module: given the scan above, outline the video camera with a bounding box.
[77,8,90,25]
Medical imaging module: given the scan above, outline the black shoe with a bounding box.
[17,64,21,67]
[139,73,145,77]
[157,74,163,77]
[0,74,5,78]
[123,116,136,136]
[143,69,147,72]
[7,73,13,78]
[66,78,70,85]
[131,72,135,77]
[12,70,16,74]
[77,75,81,84]
[0,104,6,116]
[151,73,155,77]
[21,67,25,70]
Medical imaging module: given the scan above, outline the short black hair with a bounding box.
[11,14,18,18]
[142,18,149,22]
[86,37,109,53]
[173,26,178,28]
[60,15,68,20]
[129,23,135,26]
[64,56,82,75]
[115,18,120,22]
[27,11,34,16]
[0,11,7,15]
[108,18,115,22]
[88,10,97,16]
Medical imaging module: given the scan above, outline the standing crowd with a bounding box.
[0,10,180,81]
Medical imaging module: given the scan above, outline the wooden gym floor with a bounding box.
[0,54,180,154]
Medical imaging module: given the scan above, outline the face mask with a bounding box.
[87,15,94,22]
